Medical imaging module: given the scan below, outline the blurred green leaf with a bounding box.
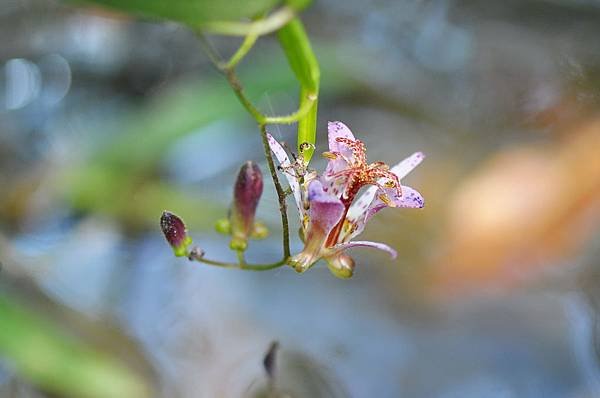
[0,294,148,398]
[72,0,280,26]
[277,18,320,161]
[64,48,347,229]
[285,0,312,10]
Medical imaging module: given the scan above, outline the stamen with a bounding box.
[322,151,337,160]
[378,194,396,207]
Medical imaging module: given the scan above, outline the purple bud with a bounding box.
[230,161,263,251]
[160,211,192,257]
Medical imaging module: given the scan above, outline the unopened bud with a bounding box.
[230,161,263,251]
[160,211,192,257]
[250,221,269,240]
[326,254,355,279]
[214,218,231,235]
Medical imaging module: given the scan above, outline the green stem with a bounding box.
[236,250,246,266]
[263,92,316,125]
[225,32,259,69]
[189,252,286,271]
[202,6,295,37]
[197,33,266,123]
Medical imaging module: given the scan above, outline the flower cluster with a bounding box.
[268,121,424,278]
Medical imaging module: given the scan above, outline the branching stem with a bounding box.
[195,32,298,269]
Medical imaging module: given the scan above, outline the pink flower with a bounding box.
[268,121,425,278]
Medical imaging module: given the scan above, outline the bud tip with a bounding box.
[160,211,192,257]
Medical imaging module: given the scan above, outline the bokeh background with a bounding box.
[1,0,600,397]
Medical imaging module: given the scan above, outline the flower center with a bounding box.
[324,137,402,246]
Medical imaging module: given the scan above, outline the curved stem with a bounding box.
[197,33,266,123]
[263,92,316,125]
[202,6,295,37]
[225,32,259,69]
[189,253,287,271]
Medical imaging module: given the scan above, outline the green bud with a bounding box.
[215,218,231,235]
[326,254,355,279]
[250,221,269,240]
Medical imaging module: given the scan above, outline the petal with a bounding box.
[347,152,425,226]
[364,185,425,222]
[289,180,345,273]
[266,133,302,213]
[393,185,425,208]
[332,240,397,259]
[321,160,348,199]
[344,185,424,242]
[322,121,358,199]
[327,121,356,153]
[347,185,378,221]
[307,180,345,234]
[390,152,425,180]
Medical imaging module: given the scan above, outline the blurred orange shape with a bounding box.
[430,117,600,297]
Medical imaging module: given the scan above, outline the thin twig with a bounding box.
[196,33,291,264]
[189,250,287,271]
[259,123,291,259]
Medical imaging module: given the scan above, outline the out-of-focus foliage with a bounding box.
[73,0,281,27]
[0,295,148,398]
[63,51,346,229]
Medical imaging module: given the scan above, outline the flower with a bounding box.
[268,121,424,278]
[160,211,192,257]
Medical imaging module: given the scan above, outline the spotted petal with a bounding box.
[371,183,424,213]
[306,180,345,239]
[267,133,302,213]
[332,240,398,259]
[391,152,425,180]
[347,152,425,226]
[327,121,356,153]
[322,121,358,198]
[289,180,345,272]
[345,185,424,242]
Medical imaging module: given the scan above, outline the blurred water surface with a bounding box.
[1,1,600,397]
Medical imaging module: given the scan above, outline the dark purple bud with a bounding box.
[230,161,263,251]
[160,211,192,257]
[263,341,279,379]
